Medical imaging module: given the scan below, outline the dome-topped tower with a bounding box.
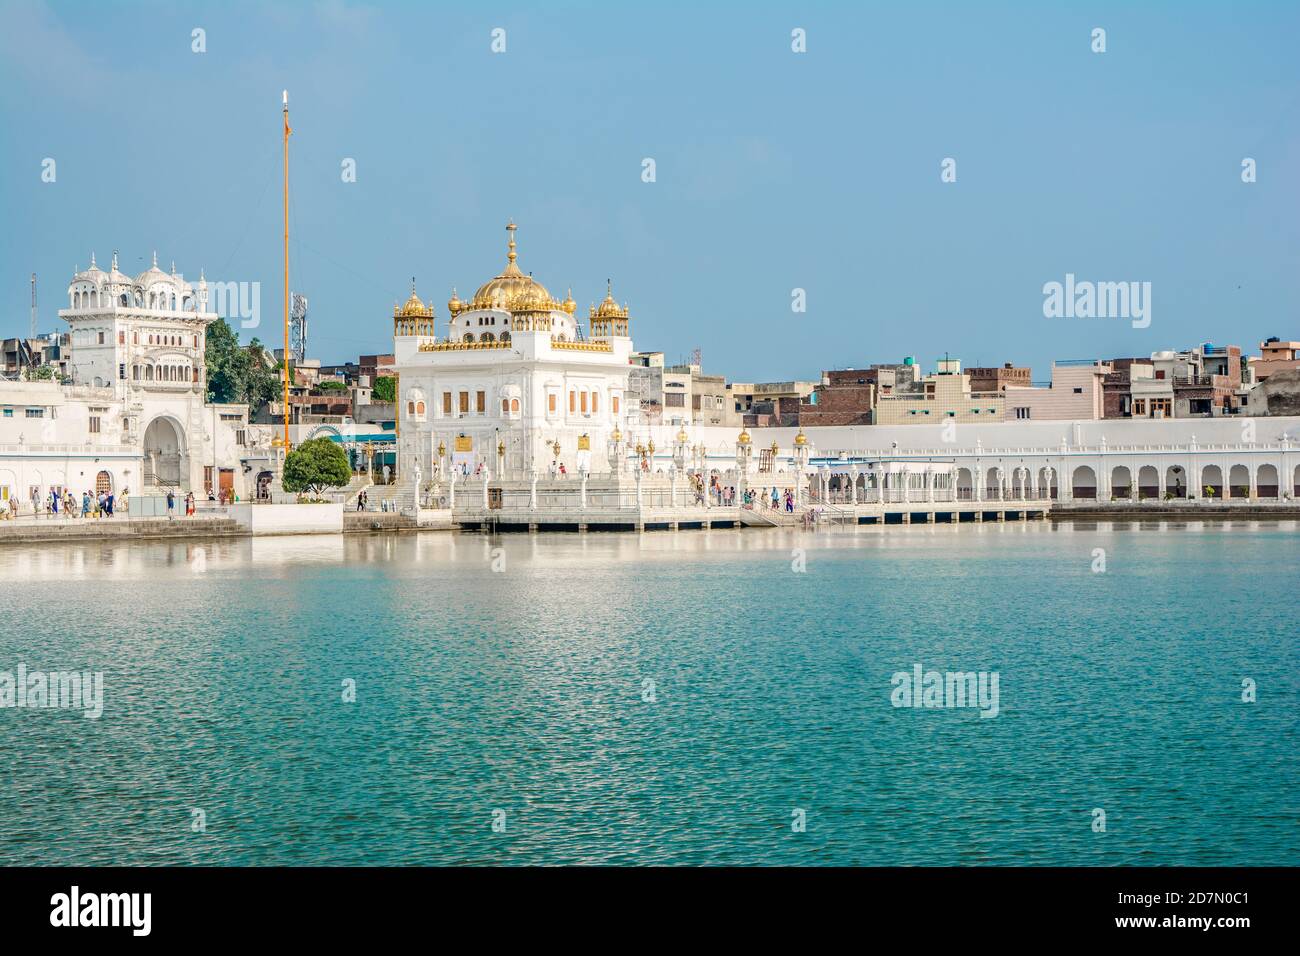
[394,277,435,337]
[589,279,631,339]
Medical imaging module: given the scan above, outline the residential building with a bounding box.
[872,359,1005,425]
[967,363,1031,394]
[1001,361,1109,421]
[1250,338,1300,382]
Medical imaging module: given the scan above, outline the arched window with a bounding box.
[500,331,511,343]
[482,332,495,343]
[407,401,415,415]
[510,398,519,413]
[592,392,598,413]
[569,391,575,413]
[464,333,474,343]
[501,398,509,414]
[416,401,425,416]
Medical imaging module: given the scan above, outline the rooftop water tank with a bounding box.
[903,356,915,366]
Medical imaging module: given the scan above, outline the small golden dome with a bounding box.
[395,278,434,318]
[611,426,623,443]
[562,287,577,314]
[737,428,752,446]
[447,287,463,314]
[590,279,629,319]
[794,429,808,446]
[676,427,689,444]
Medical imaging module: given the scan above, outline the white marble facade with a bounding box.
[0,253,273,507]
[392,224,634,483]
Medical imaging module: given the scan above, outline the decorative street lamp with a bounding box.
[793,428,811,505]
[673,427,688,472]
[607,426,624,473]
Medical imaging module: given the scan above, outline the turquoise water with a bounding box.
[1,521,1296,866]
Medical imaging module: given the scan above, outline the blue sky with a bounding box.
[2,0,1297,380]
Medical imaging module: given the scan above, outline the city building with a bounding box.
[872,359,1005,425]
[1250,338,1300,383]
[967,363,1031,394]
[1001,361,1109,421]
[0,253,273,505]
[629,351,666,423]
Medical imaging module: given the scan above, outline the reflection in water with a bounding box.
[1,523,1297,866]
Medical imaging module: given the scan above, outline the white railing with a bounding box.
[0,443,138,455]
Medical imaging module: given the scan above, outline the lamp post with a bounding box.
[793,428,811,506]
[607,426,624,474]
[673,427,688,472]
[735,427,752,508]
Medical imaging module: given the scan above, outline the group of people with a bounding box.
[2,486,131,520]
[164,491,200,518]
[749,486,796,512]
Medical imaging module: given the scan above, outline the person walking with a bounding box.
[166,490,176,519]
[81,492,91,518]
[185,492,195,517]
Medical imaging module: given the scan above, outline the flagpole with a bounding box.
[282,90,292,452]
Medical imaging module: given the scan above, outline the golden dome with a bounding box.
[562,288,577,314]
[447,288,463,315]
[794,429,808,446]
[395,278,433,318]
[590,279,629,319]
[676,427,689,444]
[611,426,623,443]
[468,221,561,313]
[737,428,752,446]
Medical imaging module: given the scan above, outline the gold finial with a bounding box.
[506,220,517,264]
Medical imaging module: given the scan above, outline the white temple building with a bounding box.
[0,252,273,507]
[393,222,634,483]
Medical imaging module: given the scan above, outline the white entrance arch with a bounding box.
[143,416,185,488]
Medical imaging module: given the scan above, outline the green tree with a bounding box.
[25,365,54,381]
[281,438,352,497]
[316,380,348,393]
[205,317,284,412]
[372,375,396,403]
[205,317,243,404]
